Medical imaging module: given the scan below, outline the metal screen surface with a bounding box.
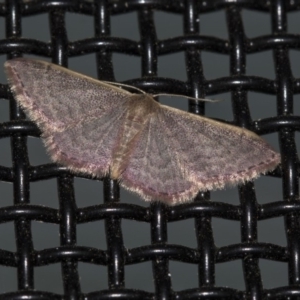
[0,0,299,299]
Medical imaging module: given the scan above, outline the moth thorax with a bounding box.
[126,94,159,122]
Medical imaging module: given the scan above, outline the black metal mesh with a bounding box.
[0,0,299,298]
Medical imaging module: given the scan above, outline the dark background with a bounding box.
[0,0,298,298]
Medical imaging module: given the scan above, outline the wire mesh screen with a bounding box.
[0,0,298,298]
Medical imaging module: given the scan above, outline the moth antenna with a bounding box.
[102,81,218,103]
[101,81,146,94]
[153,93,220,103]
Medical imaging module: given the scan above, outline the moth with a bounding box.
[4,58,281,205]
